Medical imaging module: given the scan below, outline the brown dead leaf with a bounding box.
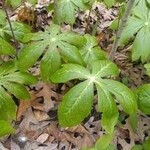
[33,110,49,122]
[36,83,58,111]
[17,91,37,119]
[66,125,90,135]
[36,133,49,143]
[46,122,94,149]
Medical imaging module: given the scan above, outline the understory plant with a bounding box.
[0,0,150,149]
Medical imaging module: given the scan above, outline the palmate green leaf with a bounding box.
[100,79,137,115]
[0,61,37,136]
[144,63,150,76]
[120,0,150,62]
[58,80,94,127]
[0,61,37,100]
[51,64,90,83]
[136,84,150,115]
[80,34,107,65]
[53,60,137,130]
[0,120,15,137]
[96,83,119,134]
[92,60,119,78]
[0,38,16,55]
[54,0,92,24]
[0,60,38,135]
[18,24,86,82]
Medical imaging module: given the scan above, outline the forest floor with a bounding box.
[0,0,150,150]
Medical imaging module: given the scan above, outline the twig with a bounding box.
[2,0,18,52]
[109,0,135,61]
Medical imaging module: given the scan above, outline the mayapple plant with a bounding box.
[51,59,137,134]
[0,1,149,150]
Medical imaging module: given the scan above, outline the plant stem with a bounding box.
[85,9,92,33]
[109,0,135,61]
[2,0,19,52]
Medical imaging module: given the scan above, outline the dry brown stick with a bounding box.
[109,0,136,61]
[2,0,19,53]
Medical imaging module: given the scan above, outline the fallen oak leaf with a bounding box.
[17,91,37,120]
[36,83,58,111]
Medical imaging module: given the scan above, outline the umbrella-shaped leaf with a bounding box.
[80,34,107,64]
[18,24,85,81]
[120,0,150,62]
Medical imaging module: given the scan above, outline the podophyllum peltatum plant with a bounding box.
[0,0,149,149]
[51,60,137,134]
[0,61,37,136]
[119,0,150,63]
[18,24,86,82]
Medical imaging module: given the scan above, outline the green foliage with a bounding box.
[136,84,150,115]
[3,22,32,42]
[18,24,86,82]
[0,0,147,143]
[54,0,93,25]
[0,120,15,137]
[80,34,107,65]
[6,0,22,8]
[98,0,125,7]
[6,0,37,8]
[144,63,150,76]
[0,38,16,55]
[120,0,150,63]
[0,61,37,135]
[132,138,150,150]
[82,134,116,150]
[51,60,137,134]
[0,19,32,44]
[0,10,7,27]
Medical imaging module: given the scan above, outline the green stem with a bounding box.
[109,0,135,61]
